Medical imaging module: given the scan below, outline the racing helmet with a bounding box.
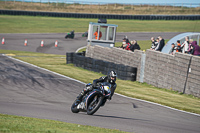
[108,70,117,84]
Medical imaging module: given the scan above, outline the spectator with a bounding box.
[189,39,193,44]
[155,36,165,51]
[181,36,189,53]
[187,39,194,54]
[130,40,141,52]
[169,43,176,55]
[150,37,157,50]
[154,38,160,51]
[176,40,182,52]
[189,41,200,56]
[120,37,131,50]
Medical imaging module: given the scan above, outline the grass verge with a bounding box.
[0,49,199,115]
[0,114,125,133]
[0,15,200,33]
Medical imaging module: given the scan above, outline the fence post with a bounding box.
[183,56,193,94]
[139,53,146,83]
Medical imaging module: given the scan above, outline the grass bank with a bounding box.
[0,114,125,133]
[0,49,199,115]
[0,15,200,33]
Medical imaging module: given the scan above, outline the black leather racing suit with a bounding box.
[92,76,117,99]
[77,76,117,103]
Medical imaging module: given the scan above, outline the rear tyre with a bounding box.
[71,100,80,113]
[87,94,102,115]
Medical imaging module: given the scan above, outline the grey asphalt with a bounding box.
[0,32,182,54]
[0,55,200,133]
[1,32,200,133]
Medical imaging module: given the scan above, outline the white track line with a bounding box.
[75,46,87,53]
[3,54,200,117]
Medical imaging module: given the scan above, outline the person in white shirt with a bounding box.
[181,36,189,53]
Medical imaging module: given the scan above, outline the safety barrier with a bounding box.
[1,10,200,20]
[66,52,137,81]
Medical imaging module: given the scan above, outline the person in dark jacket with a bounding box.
[76,71,117,104]
[169,43,176,55]
[188,41,200,56]
[130,40,141,52]
[155,36,165,51]
[120,37,131,50]
[150,37,157,50]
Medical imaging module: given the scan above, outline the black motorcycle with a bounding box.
[65,30,75,39]
[71,82,111,115]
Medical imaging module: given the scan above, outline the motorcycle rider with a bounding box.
[76,70,117,104]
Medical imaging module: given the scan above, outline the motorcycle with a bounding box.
[65,30,75,39]
[71,82,111,115]
[82,31,88,37]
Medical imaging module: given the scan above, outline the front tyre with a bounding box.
[71,100,79,113]
[87,94,102,115]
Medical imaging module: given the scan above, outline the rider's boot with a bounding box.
[76,85,92,103]
[76,90,85,103]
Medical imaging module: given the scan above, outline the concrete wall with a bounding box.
[185,56,200,97]
[86,45,144,81]
[86,45,200,97]
[144,50,191,93]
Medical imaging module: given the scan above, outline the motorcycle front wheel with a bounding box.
[87,94,102,115]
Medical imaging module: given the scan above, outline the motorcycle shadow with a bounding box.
[91,114,151,122]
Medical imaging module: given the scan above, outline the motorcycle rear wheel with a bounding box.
[71,100,80,113]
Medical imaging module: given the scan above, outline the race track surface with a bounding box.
[0,55,200,133]
[0,32,181,54]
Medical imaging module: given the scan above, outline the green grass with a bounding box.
[1,49,199,115]
[0,15,200,33]
[0,114,125,133]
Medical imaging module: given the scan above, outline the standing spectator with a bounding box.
[189,39,193,44]
[120,38,127,49]
[130,40,141,52]
[120,37,131,50]
[155,36,165,51]
[150,37,157,50]
[176,40,182,52]
[154,38,160,51]
[190,41,200,56]
[181,36,189,53]
[169,43,176,55]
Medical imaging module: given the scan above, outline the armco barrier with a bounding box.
[0,10,200,20]
[66,52,137,81]
[85,45,200,97]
